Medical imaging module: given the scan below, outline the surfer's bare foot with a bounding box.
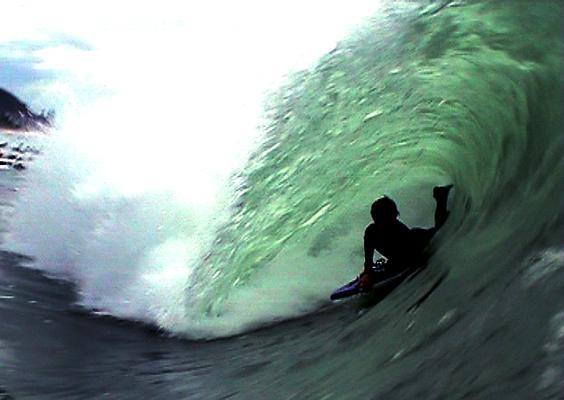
[433,184,453,202]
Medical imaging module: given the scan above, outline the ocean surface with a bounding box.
[1,0,563,399]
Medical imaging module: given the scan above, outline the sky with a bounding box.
[1,1,384,107]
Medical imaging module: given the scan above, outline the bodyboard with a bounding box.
[330,267,415,301]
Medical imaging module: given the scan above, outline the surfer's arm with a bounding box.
[363,225,376,271]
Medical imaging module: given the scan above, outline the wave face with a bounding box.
[3,0,564,351]
[186,0,564,336]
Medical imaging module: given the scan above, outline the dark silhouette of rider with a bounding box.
[360,185,453,289]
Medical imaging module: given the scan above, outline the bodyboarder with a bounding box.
[359,185,453,290]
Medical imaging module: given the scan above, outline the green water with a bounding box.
[190,0,563,326]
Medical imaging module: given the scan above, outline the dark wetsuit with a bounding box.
[364,187,451,275]
[364,221,436,274]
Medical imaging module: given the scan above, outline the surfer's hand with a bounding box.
[359,272,373,291]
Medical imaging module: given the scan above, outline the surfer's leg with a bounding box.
[432,184,453,230]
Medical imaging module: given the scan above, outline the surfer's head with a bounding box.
[370,196,399,223]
